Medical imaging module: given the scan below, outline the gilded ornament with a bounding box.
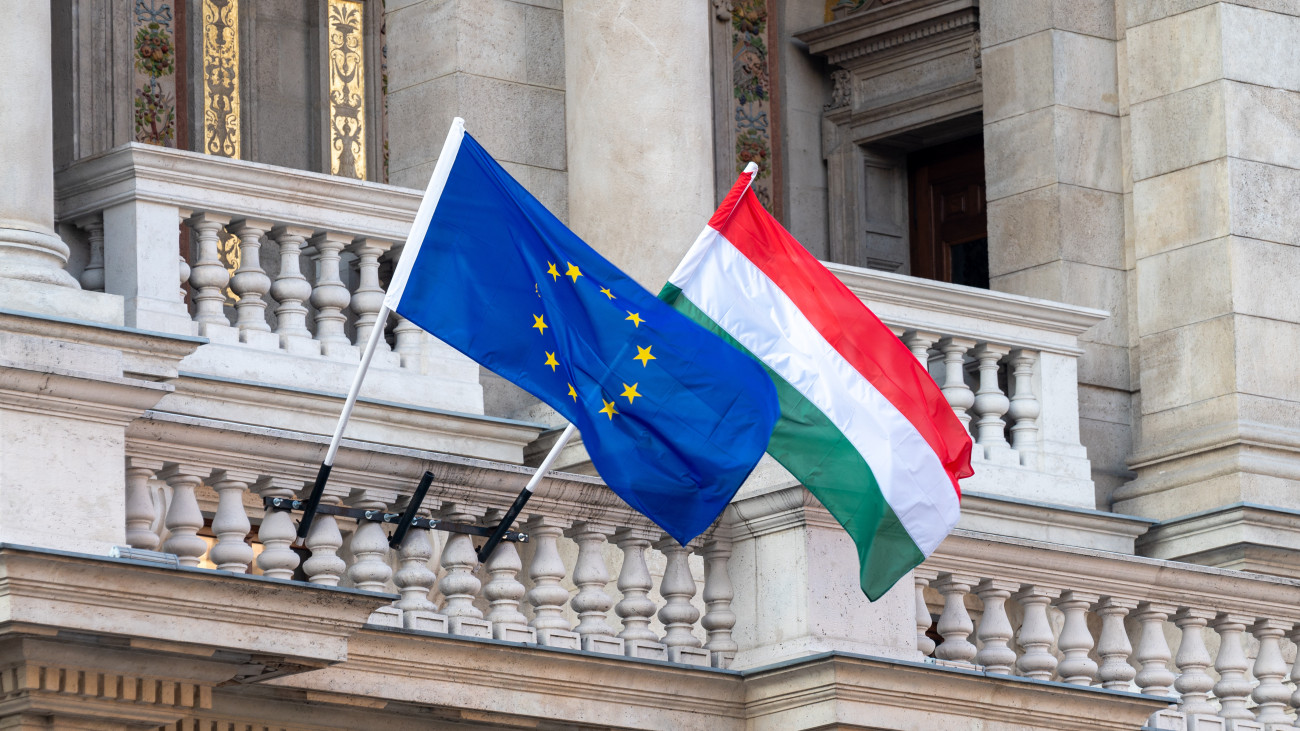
[203,0,241,159]
[328,0,367,179]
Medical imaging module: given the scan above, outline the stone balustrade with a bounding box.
[922,530,1300,729]
[123,411,733,669]
[54,142,482,418]
[830,262,1108,509]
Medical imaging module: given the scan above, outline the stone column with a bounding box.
[979,0,1130,506]
[564,0,714,289]
[0,2,76,289]
[1114,2,1300,572]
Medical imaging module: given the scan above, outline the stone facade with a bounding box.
[0,0,1298,729]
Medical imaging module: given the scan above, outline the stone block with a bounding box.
[536,628,581,650]
[1126,0,1215,28]
[1229,236,1300,323]
[1054,106,1123,193]
[455,74,567,170]
[1225,81,1300,170]
[1147,708,1185,730]
[982,32,1054,124]
[1230,158,1300,248]
[985,108,1057,200]
[1130,80,1226,182]
[525,4,564,90]
[1053,31,1120,115]
[1078,341,1133,391]
[457,0,527,86]
[239,329,281,351]
[668,646,711,667]
[387,75,458,178]
[367,606,403,628]
[981,0,1117,48]
[711,650,735,669]
[403,610,448,634]
[1235,315,1300,403]
[623,639,668,661]
[1136,236,1233,337]
[1133,158,1230,257]
[1222,4,1300,92]
[493,623,538,644]
[1126,5,1223,105]
[1139,314,1237,414]
[1059,185,1126,267]
[581,635,625,655]
[447,616,492,639]
[988,186,1063,275]
[0,278,123,326]
[385,1,457,92]
[1185,713,1227,730]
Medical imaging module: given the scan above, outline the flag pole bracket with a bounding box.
[266,493,529,546]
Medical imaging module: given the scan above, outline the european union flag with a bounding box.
[384,119,779,544]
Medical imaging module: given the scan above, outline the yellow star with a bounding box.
[621,382,641,404]
[599,398,619,420]
[566,262,583,283]
[567,383,578,401]
[532,314,548,334]
[633,345,656,367]
[600,287,615,300]
[625,311,644,328]
[544,352,559,371]
[546,262,560,281]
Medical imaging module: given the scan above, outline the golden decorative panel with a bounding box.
[202,0,240,158]
[328,0,367,179]
[218,229,241,302]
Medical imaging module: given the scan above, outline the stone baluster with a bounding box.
[1006,349,1041,466]
[1172,608,1216,715]
[394,315,423,369]
[228,219,274,338]
[1014,585,1062,680]
[269,225,316,351]
[1054,591,1099,685]
[483,508,535,643]
[700,533,737,668]
[933,574,978,665]
[177,253,190,301]
[207,470,255,573]
[439,504,490,637]
[938,337,976,432]
[902,330,938,368]
[348,493,395,592]
[302,497,346,586]
[1132,602,1177,696]
[186,213,233,329]
[124,457,163,551]
[392,498,443,632]
[157,464,209,567]
[915,568,938,659]
[524,516,580,649]
[253,478,301,580]
[76,215,105,292]
[614,528,663,659]
[348,238,392,349]
[1095,597,1137,691]
[568,523,622,654]
[973,579,1018,674]
[656,537,708,665]
[1212,614,1256,721]
[1252,619,1291,726]
[307,232,353,355]
[1286,623,1300,726]
[971,343,1012,460]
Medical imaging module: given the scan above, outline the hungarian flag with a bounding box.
[659,164,973,599]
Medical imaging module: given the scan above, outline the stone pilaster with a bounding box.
[979,0,1130,507]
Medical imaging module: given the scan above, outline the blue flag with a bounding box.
[384,119,779,544]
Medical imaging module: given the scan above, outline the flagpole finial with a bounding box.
[743,161,759,175]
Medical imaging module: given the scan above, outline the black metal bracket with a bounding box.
[266,473,529,549]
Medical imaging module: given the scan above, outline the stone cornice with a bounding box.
[826,261,1108,353]
[55,143,422,241]
[0,307,204,382]
[796,0,979,66]
[742,652,1169,731]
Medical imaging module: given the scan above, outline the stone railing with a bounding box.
[54,143,481,417]
[123,410,735,669]
[921,531,1300,729]
[830,263,1108,509]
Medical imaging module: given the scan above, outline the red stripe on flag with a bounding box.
[714,179,973,494]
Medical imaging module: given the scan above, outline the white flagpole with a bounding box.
[476,422,577,562]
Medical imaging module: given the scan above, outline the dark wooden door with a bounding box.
[908,136,989,289]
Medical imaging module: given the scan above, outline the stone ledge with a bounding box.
[1137,502,1300,578]
[960,490,1153,553]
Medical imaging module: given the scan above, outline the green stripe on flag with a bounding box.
[661,284,925,600]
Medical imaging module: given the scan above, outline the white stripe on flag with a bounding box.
[673,227,960,555]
